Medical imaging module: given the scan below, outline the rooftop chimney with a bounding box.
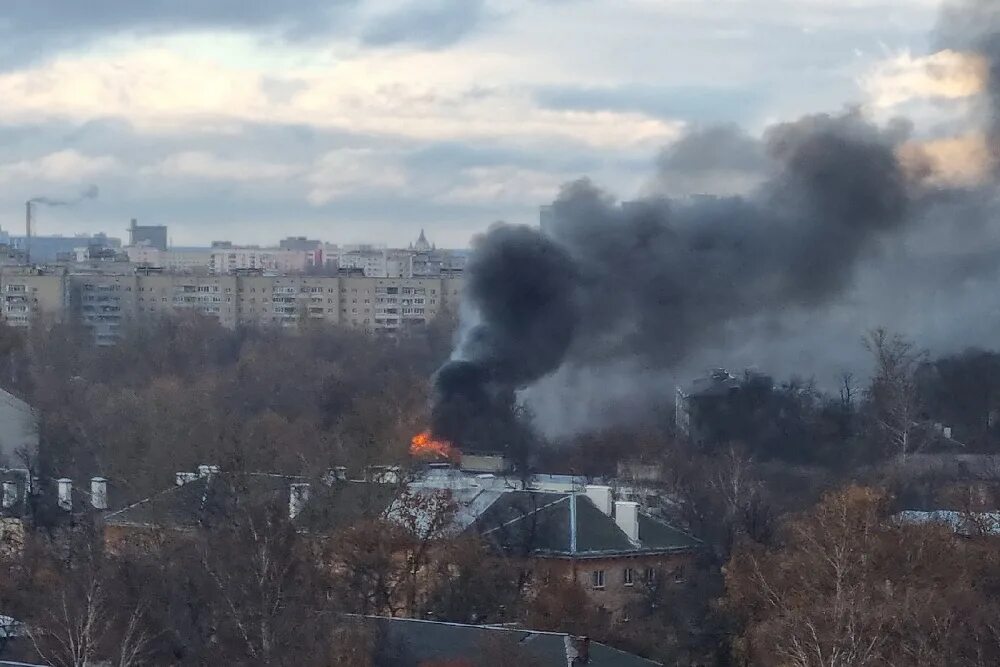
[584,485,613,516]
[2,481,17,509]
[564,635,590,666]
[369,465,401,484]
[334,466,348,481]
[57,478,72,512]
[90,477,108,510]
[176,472,198,486]
[289,482,310,520]
[614,501,639,543]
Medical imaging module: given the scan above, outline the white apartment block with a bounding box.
[209,247,311,275]
[126,246,214,273]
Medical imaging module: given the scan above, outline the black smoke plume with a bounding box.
[431,2,1000,450]
[431,225,577,457]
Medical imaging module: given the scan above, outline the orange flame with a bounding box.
[410,430,461,462]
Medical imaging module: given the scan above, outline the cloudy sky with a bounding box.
[0,0,946,247]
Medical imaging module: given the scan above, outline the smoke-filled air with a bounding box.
[432,0,1000,447]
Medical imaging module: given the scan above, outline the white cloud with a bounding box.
[0,149,119,183]
[146,151,302,182]
[306,148,409,204]
[439,165,567,205]
[862,49,986,109]
[0,48,680,149]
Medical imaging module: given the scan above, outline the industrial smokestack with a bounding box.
[25,185,100,264]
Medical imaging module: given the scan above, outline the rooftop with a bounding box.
[355,616,660,666]
[473,491,700,558]
[105,468,701,559]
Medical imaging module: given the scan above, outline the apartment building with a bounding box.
[341,275,450,330]
[138,274,240,328]
[209,246,311,275]
[237,275,340,328]
[0,268,69,327]
[125,246,214,273]
[0,268,463,341]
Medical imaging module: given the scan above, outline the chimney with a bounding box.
[564,635,590,666]
[584,485,613,516]
[944,426,953,439]
[57,478,73,512]
[176,472,198,486]
[369,465,401,484]
[198,464,220,478]
[289,482,310,520]
[2,481,17,509]
[334,466,348,481]
[614,501,639,543]
[90,477,108,510]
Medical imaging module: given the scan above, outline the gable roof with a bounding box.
[471,491,700,558]
[358,616,660,666]
[103,471,701,559]
[104,473,399,532]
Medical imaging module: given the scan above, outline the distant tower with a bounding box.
[414,229,432,252]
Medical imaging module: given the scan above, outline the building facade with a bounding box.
[0,267,463,342]
[0,268,69,328]
[128,220,168,250]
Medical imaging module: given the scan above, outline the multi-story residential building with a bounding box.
[0,267,463,342]
[209,246,312,275]
[0,267,69,328]
[125,246,214,273]
[341,275,457,330]
[334,244,389,276]
[237,275,340,328]
[137,273,241,328]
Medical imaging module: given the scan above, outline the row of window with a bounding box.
[591,567,660,590]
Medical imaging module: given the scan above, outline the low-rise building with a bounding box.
[470,487,701,621]
[103,466,700,622]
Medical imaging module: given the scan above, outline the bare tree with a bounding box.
[839,371,856,410]
[865,328,927,460]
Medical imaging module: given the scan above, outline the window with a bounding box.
[591,570,605,589]
[624,568,634,586]
[645,568,656,583]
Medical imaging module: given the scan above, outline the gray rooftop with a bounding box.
[473,491,700,558]
[359,616,660,666]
